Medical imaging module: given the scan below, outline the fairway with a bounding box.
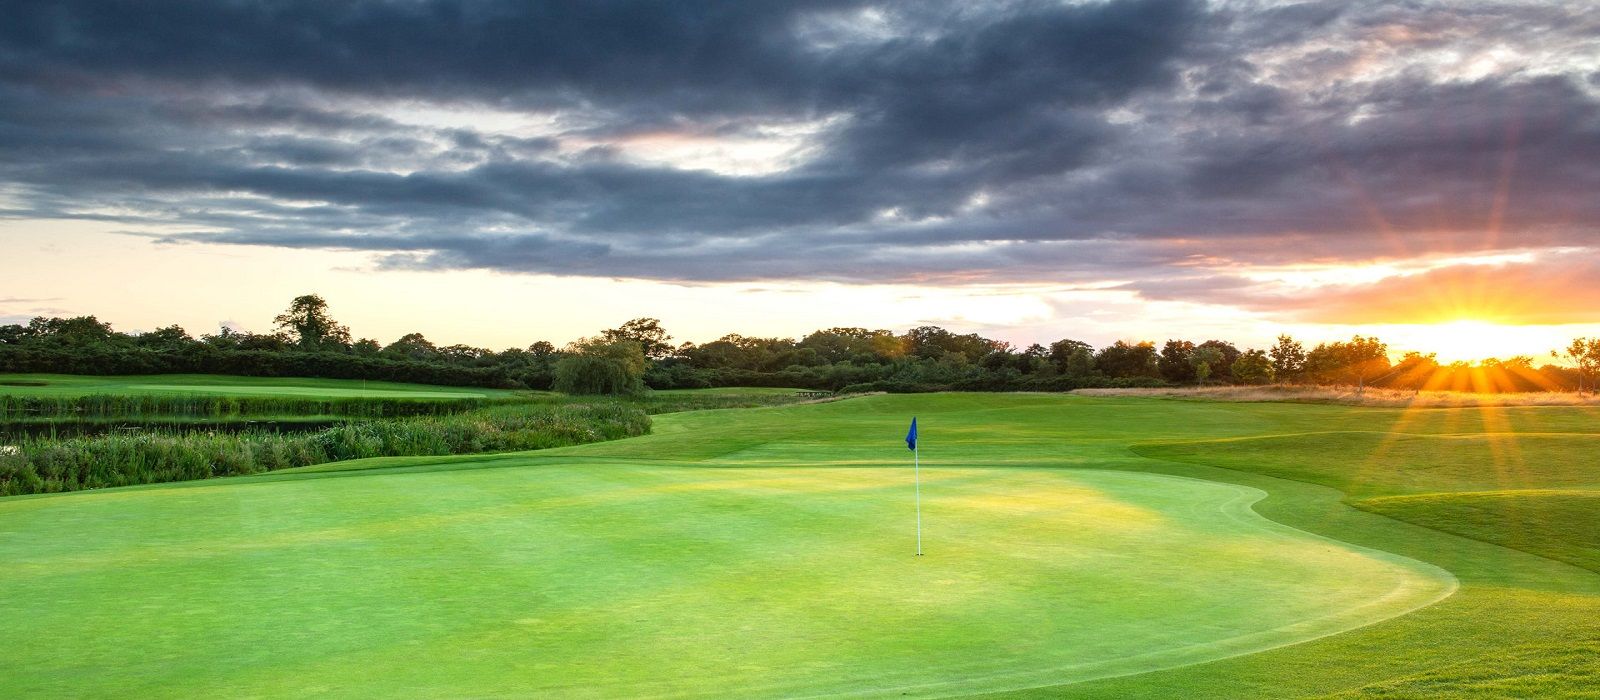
[2,392,1597,697]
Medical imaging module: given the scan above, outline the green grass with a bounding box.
[1355,490,1600,574]
[2,393,1598,697]
[0,373,519,398]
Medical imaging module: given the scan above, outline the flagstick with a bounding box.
[914,442,923,556]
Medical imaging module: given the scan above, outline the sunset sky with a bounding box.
[3,0,1598,362]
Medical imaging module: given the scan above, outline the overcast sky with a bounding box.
[2,0,1598,360]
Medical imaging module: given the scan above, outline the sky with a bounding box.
[2,0,1599,363]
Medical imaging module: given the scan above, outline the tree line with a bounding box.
[3,294,1598,395]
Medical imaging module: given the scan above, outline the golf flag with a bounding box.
[907,417,922,556]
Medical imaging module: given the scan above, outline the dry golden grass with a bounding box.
[1073,384,1600,408]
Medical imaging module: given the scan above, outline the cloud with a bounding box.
[1,0,1598,296]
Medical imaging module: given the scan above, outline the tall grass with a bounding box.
[0,393,509,420]
[1074,384,1600,407]
[0,403,649,496]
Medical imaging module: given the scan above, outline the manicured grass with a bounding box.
[2,393,1598,697]
[0,373,519,398]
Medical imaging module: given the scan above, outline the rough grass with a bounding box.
[1076,384,1600,407]
[1356,490,1600,574]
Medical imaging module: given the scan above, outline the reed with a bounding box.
[0,403,649,496]
[0,393,514,420]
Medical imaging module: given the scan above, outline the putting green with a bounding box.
[0,395,1456,698]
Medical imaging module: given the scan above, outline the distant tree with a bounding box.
[1095,341,1158,379]
[439,344,489,363]
[1062,346,1096,378]
[514,341,558,390]
[1197,340,1240,379]
[903,326,996,363]
[601,318,674,360]
[1305,335,1391,392]
[1269,334,1306,382]
[1048,339,1092,369]
[1502,355,1536,370]
[1190,346,1224,383]
[351,338,382,355]
[554,338,647,395]
[234,331,289,352]
[1158,340,1197,382]
[1388,352,1441,391]
[383,332,438,361]
[1562,337,1600,394]
[274,295,350,349]
[201,324,241,350]
[1233,349,1273,384]
[135,325,193,352]
[1016,343,1049,374]
[28,316,116,346]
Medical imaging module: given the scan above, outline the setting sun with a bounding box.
[1371,320,1576,365]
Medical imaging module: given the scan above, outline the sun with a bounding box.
[1375,320,1571,365]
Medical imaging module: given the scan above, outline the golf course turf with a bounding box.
[3,392,1598,697]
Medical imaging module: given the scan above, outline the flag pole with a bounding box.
[914,440,923,556]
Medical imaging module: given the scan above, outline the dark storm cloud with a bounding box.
[1,0,1598,306]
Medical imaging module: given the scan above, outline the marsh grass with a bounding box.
[0,403,648,495]
[0,393,504,420]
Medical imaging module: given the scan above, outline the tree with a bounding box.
[1389,352,1440,391]
[383,332,438,361]
[601,318,674,360]
[1095,341,1158,379]
[273,295,350,349]
[1269,335,1306,382]
[1233,349,1273,384]
[28,316,116,346]
[1158,340,1197,382]
[1562,337,1600,394]
[1197,340,1240,379]
[135,325,194,352]
[1048,339,1092,370]
[553,338,646,395]
[1190,346,1224,383]
[1062,346,1096,378]
[1305,335,1391,391]
[905,326,985,362]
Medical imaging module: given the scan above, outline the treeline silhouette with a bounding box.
[3,296,1596,394]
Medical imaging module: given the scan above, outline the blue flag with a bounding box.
[905,417,918,451]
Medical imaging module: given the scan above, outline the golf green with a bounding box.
[0,393,1465,697]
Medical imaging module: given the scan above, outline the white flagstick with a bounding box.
[914,440,923,556]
